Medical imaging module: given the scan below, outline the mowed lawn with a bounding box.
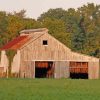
[0,79,100,100]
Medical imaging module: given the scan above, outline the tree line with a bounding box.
[0,3,100,58]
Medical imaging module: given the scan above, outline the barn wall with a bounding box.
[54,61,69,78]
[20,61,35,78]
[88,61,100,79]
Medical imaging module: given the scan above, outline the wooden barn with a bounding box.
[0,28,100,79]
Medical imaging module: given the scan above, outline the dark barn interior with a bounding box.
[70,62,88,79]
[70,73,88,79]
[35,61,54,78]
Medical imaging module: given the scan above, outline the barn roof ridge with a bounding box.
[20,28,48,34]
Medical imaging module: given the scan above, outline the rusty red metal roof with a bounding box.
[1,35,30,50]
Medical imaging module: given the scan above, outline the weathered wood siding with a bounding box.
[20,61,35,78]
[20,33,71,61]
[54,61,69,78]
[88,62,99,79]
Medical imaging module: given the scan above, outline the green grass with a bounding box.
[0,78,100,100]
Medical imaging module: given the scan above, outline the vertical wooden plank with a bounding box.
[54,61,59,78]
[54,61,69,78]
[33,61,35,78]
[88,62,99,79]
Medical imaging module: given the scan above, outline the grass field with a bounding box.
[0,78,100,100]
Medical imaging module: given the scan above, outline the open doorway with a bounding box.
[35,61,54,78]
[70,62,88,79]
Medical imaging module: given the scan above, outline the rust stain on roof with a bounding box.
[1,35,30,50]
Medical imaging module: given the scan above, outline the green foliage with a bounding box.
[0,79,100,100]
[71,17,86,53]
[0,11,8,47]
[38,8,66,21]
[0,10,41,46]
[23,18,41,29]
[13,10,26,18]
[6,50,17,77]
[41,17,66,34]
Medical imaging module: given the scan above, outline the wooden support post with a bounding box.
[34,61,35,78]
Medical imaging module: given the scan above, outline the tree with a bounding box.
[0,11,8,46]
[77,3,100,57]
[38,8,66,21]
[13,10,26,18]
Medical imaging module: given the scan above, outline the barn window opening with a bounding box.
[43,40,48,45]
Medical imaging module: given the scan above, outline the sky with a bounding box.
[0,0,100,19]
